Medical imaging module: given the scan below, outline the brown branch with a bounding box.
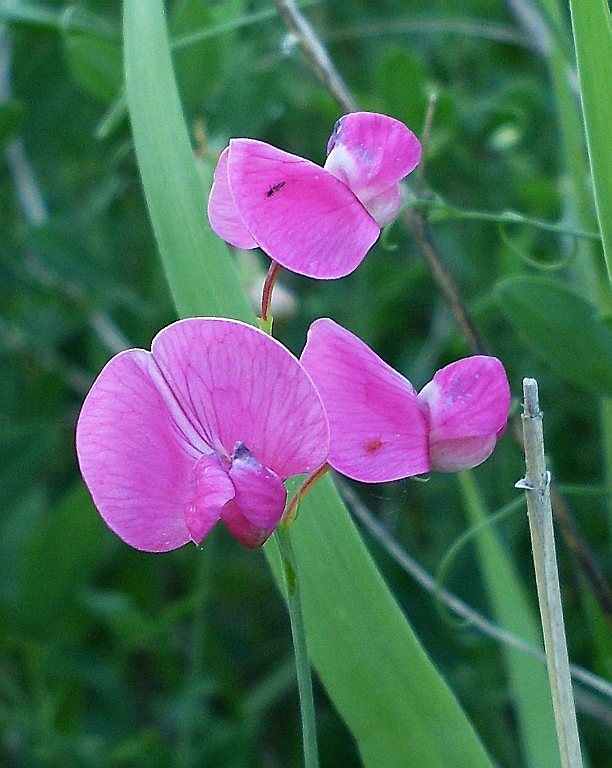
[273,0,357,113]
[403,206,489,355]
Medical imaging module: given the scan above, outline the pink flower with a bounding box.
[300,319,510,481]
[207,112,421,279]
[76,318,329,551]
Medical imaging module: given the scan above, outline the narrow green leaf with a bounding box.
[123,2,495,765]
[270,477,495,767]
[569,0,612,279]
[123,0,252,323]
[459,472,561,768]
[496,276,612,395]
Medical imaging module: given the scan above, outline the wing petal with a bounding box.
[208,147,258,249]
[227,139,380,278]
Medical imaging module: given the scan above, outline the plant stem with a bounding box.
[407,196,600,241]
[261,261,282,325]
[283,463,331,524]
[516,378,583,768]
[273,525,320,768]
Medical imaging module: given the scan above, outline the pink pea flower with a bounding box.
[207,112,421,279]
[76,318,329,551]
[300,319,510,482]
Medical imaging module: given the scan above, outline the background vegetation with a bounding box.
[0,0,610,766]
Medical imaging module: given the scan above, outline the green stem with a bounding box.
[273,525,320,768]
[407,195,600,241]
[516,378,583,768]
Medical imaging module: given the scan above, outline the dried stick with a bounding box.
[516,380,583,768]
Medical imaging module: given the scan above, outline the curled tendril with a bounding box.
[498,221,576,271]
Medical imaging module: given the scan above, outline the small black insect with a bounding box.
[266,181,286,198]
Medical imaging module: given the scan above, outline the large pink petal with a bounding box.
[228,443,287,529]
[151,318,330,480]
[324,112,421,224]
[207,148,258,249]
[184,454,235,544]
[226,139,380,279]
[300,319,430,482]
[417,356,510,472]
[76,350,194,552]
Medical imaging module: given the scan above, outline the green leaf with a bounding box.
[376,47,428,132]
[14,482,107,637]
[123,0,251,323]
[123,2,495,764]
[62,32,122,103]
[569,0,612,280]
[269,476,495,767]
[459,472,561,768]
[168,0,241,110]
[0,98,24,145]
[496,276,612,395]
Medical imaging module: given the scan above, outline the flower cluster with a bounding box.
[77,113,510,552]
[207,112,420,279]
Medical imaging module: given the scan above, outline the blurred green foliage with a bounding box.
[0,0,610,766]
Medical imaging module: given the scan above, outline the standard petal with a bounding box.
[300,319,430,482]
[324,112,421,221]
[226,138,380,279]
[151,318,330,481]
[417,356,510,472]
[228,443,287,529]
[184,454,235,544]
[76,350,194,552]
[207,147,258,249]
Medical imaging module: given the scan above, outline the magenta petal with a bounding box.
[418,356,510,472]
[76,350,194,552]
[300,319,430,482]
[208,147,258,249]
[184,454,235,544]
[151,318,330,479]
[362,185,402,228]
[425,434,499,473]
[324,112,421,224]
[221,501,276,549]
[226,138,380,278]
[228,443,287,529]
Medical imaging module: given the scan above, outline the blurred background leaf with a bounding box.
[496,276,612,396]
